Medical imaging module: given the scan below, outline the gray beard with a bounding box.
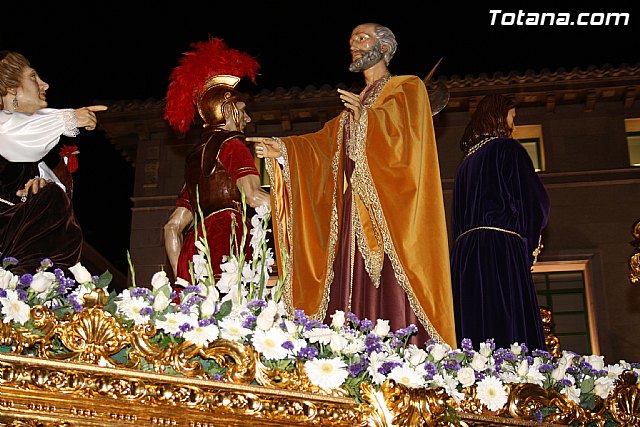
[349,43,384,72]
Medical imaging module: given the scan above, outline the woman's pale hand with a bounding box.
[246,137,282,158]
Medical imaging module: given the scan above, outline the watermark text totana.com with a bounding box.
[489,10,630,26]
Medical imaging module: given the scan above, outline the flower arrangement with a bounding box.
[1,199,639,426]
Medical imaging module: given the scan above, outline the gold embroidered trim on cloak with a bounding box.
[348,76,445,343]
[315,116,345,322]
[350,109,384,288]
[265,138,295,319]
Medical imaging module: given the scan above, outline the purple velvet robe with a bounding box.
[450,137,550,351]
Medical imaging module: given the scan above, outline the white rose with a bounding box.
[406,346,428,366]
[200,292,218,317]
[479,342,492,357]
[457,367,476,388]
[510,343,523,356]
[430,343,449,362]
[471,353,489,371]
[517,359,530,377]
[329,333,348,354]
[153,292,170,311]
[331,310,345,328]
[373,319,390,337]
[594,376,614,399]
[585,355,605,371]
[69,263,93,284]
[0,269,17,290]
[30,271,57,294]
[151,271,170,290]
[256,300,278,331]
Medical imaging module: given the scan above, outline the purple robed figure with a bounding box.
[450,94,550,352]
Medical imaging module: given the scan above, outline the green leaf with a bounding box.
[215,300,233,320]
[95,270,113,288]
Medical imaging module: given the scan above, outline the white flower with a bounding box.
[479,342,493,358]
[151,271,171,290]
[252,327,288,360]
[561,384,581,404]
[388,364,426,388]
[115,290,151,325]
[517,359,530,377]
[304,327,333,345]
[174,277,190,289]
[584,354,605,371]
[606,362,629,380]
[0,269,17,290]
[329,332,348,354]
[241,263,260,283]
[368,351,402,385]
[430,373,465,403]
[152,292,170,312]
[256,300,278,331]
[330,310,345,328]
[254,204,270,219]
[155,312,197,335]
[69,263,93,284]
[594,376,615,399]
[217,257,239,293]
[428,343,450,362]
[0,289,30,324]
[219,317,252,342]
[192,254,209,282]
[183,323,219,347]
[405,345,428,366]
[373,319,390,336]
[457,367,476,388]
[30,271,57,294]
[476,376,508,412]
[304,357,349,390]
[510,343,523,356]
[471,353,489,371]
[525,364,545,386]
[200,287,220,318]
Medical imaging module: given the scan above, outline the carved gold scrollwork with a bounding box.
[370,379,456,427]
[539,306,561,358]
[506,383,586,424]
[607,371,640,425]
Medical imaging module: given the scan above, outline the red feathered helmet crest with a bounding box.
[164,37,259,134]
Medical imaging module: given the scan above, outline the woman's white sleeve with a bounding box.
[0,108,78,162]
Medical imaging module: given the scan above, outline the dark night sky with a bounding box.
[0,1,637,273]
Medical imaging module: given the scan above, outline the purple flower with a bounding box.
[199,318,216,327]
[130,287,150,298]
[359,318,374,331]
[69,294,84,313]
[282,340,294,351]
[297,346,319,360]
[365,334,383,355]
[534,410,543,423]
[139,307,153,316]
[349,361,365,376]
[19,274,33,286]
[179,323,193,333]
[3,257,19,266]
[211,374,223,381]
[444,358,461,372]
[379,361,402,375]
[461,338,474,352]
[243,314,256,329]
[423,362,438,379]
[0,289,6,298]
[247,300,266,309]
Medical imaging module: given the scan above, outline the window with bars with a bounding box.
[532,261,599,356]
